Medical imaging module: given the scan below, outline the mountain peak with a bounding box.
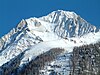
[39,10,78,23]
[52,10,77,18]
[39,10,97,38]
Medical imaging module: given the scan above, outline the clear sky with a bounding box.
[0,0,100,37]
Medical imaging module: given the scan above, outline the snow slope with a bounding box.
[19,31,100,67]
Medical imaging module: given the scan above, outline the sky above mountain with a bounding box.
[0,0,100,37]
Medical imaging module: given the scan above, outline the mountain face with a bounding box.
[0,10,100,75]
[0,10,97,51]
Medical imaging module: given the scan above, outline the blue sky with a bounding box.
[0,0,100,37]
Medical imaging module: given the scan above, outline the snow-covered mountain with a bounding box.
[0,10,98,51]
[0,10,100,75]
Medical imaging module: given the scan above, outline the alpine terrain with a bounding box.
[0,10,100,75]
